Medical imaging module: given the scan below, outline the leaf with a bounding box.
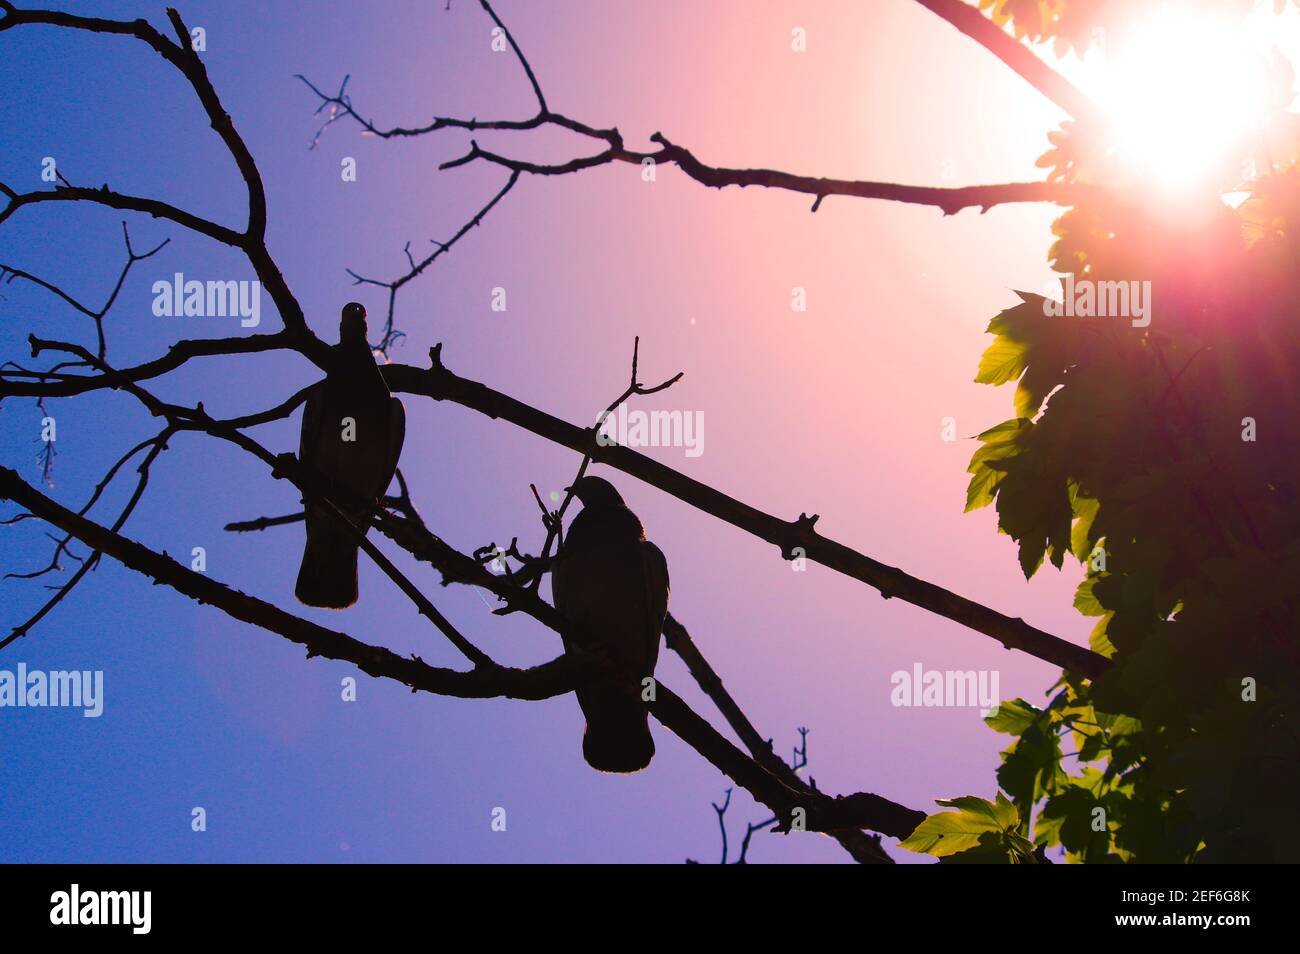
[985,697,1041,735]
[975,335,1029,386]
[975,418,1033,443]
[1073,576,1105,616]
[965,466,1003,513]
[1038,774,1116,860]
[1015,361,1062,419]
[997,723,1067,806]
[975,293,1073,420]
[1070,494,1101,562]
[991,790,1020,829]
[965,418,1032,512]
[993,464,1073,580]
[899,795,1019,857]
[1089,613,1116,658]
[937,832,1016,864]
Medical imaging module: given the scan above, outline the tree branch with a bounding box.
[2,462,924,840]
[912,0,1104,127]
[386,345,1110,678]
[442,133,1093,216]
[1,333,295,399]
[0,464,585,699]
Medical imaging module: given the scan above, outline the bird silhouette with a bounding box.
[295,303,405,609]
[552,476,670,773]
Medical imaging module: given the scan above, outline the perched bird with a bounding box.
[295,303,405,609]
[552,476,670,773]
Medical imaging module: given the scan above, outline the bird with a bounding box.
[295,302,405,609]
[551,475,670,773]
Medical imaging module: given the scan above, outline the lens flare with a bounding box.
[1080,7,1285,193]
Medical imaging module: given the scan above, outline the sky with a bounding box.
[0,0,1100,863]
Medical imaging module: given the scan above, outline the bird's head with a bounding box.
[565,475,626,509]
[339,302,368,343]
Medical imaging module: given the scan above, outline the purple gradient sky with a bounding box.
[0,0,1089,862]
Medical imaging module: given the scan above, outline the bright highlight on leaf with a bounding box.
[899,792,1031,860]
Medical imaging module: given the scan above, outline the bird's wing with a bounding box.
[360,395,405,503]
[551,556,568,617]
[298,382,325,483]
[640,540,670,671]
[553,508,668,673]
[551,518,581,650]
[552,506,599,617]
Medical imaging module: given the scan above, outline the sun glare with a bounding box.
[1076,6,1290,193]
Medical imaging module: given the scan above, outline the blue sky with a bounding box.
[0,0,1089,862]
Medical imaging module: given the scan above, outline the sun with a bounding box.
[1073,5,1292,194]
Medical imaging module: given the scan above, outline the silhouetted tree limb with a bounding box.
[21,333,502,667]
[223,481,902,859]
[342,170,520,353]
[0,181,243,247]
[384,346,1110,679]
[296,0,1108,675]
[14,317,923,851]
[0,465,587,699]
[1,463,922,842]
[0,2,325,354]
[0,0,1114,864]
[369,492,895,863]
[0,0,1107,675]
[0,221,168,359]
[300,2,1094,218]
[0,332,294,399]
[224,512,306,533]
[913,0,1104,127]
[439,133,1096,216]
[2,427,173,650]
[690,728,816,864]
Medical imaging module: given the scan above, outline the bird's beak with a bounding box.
[562,485,573,494]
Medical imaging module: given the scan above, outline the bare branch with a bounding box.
[0,3,313,340]
[385,346,1110,678]
[0,221,169,358]
[2,462,924,839]
[2,427,174,650]
[912,0,1104,127]
[223,512,305,533]
[0,464,586,699]
[0,182,242,246]
[519,336,684,591]
[343,170,521,353]
[2,333,295,400]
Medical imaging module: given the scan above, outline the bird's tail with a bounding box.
[577,683,655,774]
[295,515,359,609]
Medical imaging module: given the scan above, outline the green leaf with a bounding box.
[1038,775,1114,860]
[975,335,1029,386]
[997,723,1066,806]
[964,418,1032,512]
[1070,495,1101,562]
[937,831,1017,864]
[975,418,1033,443]
[899,795,1019,857]
[992,790,1020,828]
[992,464,1073,580]
[985,698,1041,734]
[1073,576,1106,616]
[1089,613,1117,658]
